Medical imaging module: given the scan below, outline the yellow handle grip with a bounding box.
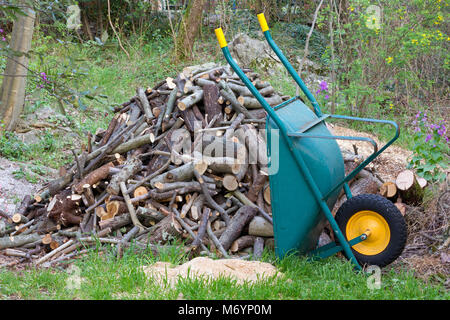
[257,13,269,32]
[215,28,227,48]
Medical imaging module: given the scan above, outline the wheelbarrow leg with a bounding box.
[308,234,367,263]
[289,147,362,270]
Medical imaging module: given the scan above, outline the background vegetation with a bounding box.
[0,0,448,179]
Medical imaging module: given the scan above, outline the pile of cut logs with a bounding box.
[333,154,428,217]
[0,63,425,267]
[0,63,285,266]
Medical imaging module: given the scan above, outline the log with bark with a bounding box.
[218,205,258,251]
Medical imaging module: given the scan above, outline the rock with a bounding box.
[228,33,283,74]
[296,56,327,76]
[22,106,70,128]
[0,158,43,215]
[228,33,328,81]
[441,252,450,264]
[317,231,332,248]
[16,129,42,145]
[35,106,62,122]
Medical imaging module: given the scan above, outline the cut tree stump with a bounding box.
[222,174,238,191]
[0,233,42,250]
[247,174,267,203]
[395,170,424,205]
[107,157,142,196]
[253,237,264,260]
[177,88,203,111]
[74,162,114,194]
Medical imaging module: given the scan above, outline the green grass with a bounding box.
[0,129,72,170]
[0,245,447,300]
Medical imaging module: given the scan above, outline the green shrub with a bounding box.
[407,111,449,182]
[325,0,449,117]
[0,131,30,161]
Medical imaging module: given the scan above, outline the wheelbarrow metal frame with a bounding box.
[214,17,400,270]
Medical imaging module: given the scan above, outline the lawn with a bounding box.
[0,245,447,300]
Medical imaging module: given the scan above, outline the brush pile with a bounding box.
[0,63,287,266]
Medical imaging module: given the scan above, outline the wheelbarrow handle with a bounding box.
[257,13,269,32]
[257,13,323,117]
[214,27,228,48]
[214,28,290,135]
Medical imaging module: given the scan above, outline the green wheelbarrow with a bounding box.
[214,13,407,270]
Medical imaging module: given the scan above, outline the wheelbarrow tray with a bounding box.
[267,97,344,257]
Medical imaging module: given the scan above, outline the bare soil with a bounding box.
[142,257,283,287]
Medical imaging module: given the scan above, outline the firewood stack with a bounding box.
[0,63,285,266]
[0,62,426,267]
[332,158,428,218]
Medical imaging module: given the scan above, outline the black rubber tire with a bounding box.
[335,194,407,268]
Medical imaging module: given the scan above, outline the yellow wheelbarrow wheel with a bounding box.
[335,194,407,267]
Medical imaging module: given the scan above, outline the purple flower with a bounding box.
[415,111,421,118]
[316,80,330,98]
[425,134,432,142]
[414,127,421,132]
[39,72,49,83]
[1,37,5,42]
[0,29,3,33]
[319,81,328,91]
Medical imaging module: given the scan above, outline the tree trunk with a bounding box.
[254,0,277,23]
[0,2,36,131]
[175,0,206,61]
